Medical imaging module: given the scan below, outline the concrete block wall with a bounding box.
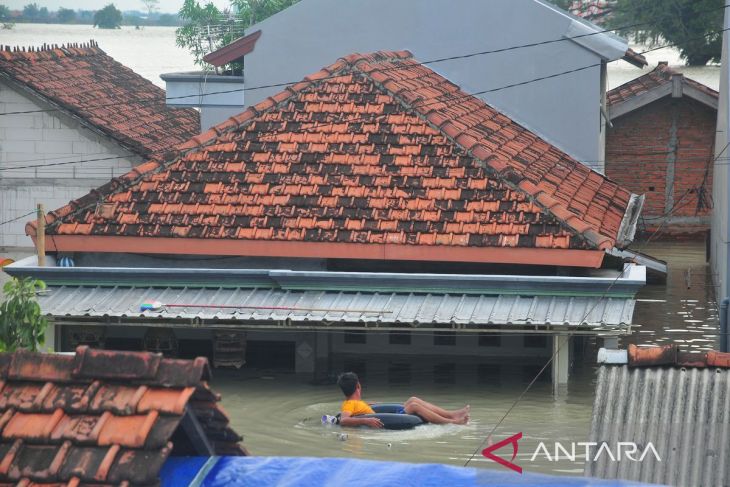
[606,97,716,236]
[0,81,141,248]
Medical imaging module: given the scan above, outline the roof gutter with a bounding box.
[5,255,646,296]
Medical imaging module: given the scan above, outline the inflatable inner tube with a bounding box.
[323,403,424,430]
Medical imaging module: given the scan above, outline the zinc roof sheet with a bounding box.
[39,285,635,327]
[586,365,730,485]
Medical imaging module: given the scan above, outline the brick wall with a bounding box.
[606,96,716,236]
[0,81,141,248]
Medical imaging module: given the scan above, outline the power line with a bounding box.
[3,9,729,117]
[0,154,136,172]
[462,269,626,467]
[1,25,728,173]
[0,210,35,227]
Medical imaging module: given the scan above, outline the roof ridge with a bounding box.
[0,40,102,58]
[348,51,619,250]
[33,50,635,253]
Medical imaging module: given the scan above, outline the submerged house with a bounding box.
[589,344,730,485]
[162,0,645,170]
[605,63,718,236]
[7,51,646,389]
[0,346,245,486]
[0,42,200,249]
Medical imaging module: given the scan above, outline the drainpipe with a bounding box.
[721,298,729,352]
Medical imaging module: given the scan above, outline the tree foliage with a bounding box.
[94,3,122,29]
[57,7,76,23]
[176,0,299,68]
[141,0,159,17]
[609,0,724,65]
[0,278,48,352]
[0,5,10,21]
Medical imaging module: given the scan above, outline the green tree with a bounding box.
[0,278,48,352]
[22,2,39,20]
[57,7,76,23]
[141,0,159,18]
[157,13,179,26]
[0,5,10,21]
[176,0,298,68]
[94,3,122,29]
[232,0,299,27]
[610,0,724,65]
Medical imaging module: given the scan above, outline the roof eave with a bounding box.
[26,234,606,268]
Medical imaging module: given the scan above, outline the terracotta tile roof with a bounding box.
[627,344,730,368]
[607,62,718,107]
[0,42,200,159]
[36,50,639,258]
[0,346,245,487]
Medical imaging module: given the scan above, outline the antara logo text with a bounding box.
[481,433,662,474]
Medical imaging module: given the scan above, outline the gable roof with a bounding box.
[30,51,642,267]
[0,42,200,159]
[607,62,718,120]
[0,346,245,486]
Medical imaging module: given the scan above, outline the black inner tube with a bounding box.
[334,403,425,430]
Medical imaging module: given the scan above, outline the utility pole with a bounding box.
[36,203,45,267]
[711,6,730,352]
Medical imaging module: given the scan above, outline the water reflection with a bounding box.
[627,241,718,351]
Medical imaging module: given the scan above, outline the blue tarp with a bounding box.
[161,456,660,487]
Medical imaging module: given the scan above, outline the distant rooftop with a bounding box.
[0,41,200,159]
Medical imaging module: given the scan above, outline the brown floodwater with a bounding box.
[210,240,718,476]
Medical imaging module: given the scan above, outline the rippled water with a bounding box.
[207,243,719,476]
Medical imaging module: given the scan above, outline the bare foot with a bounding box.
[455,413,469,425]
[452,405,470,417]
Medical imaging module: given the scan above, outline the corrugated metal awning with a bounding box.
[39,286,636,328]
[587,365,730,485]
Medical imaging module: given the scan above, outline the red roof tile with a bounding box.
[38,50,639,257]
[0,42,200,158]
[0,347,245,486]
[627,344,730,369]
[607,62,718,107]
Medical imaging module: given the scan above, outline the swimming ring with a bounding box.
[323,403,424,430]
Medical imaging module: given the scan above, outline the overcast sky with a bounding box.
[3,0,229,14]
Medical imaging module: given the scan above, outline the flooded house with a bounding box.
[0,42,199,249]
[161,0,645,170]
[605,63,718,237]
[5,50,647,390]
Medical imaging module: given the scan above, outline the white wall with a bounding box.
[0,81,141,248]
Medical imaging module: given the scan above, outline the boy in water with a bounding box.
[337,371,469,428]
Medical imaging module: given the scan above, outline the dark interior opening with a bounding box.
[101,337,143,351]
[178,339,214,360]
[245,340,295,371]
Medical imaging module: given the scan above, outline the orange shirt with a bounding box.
[341,399,375,416]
